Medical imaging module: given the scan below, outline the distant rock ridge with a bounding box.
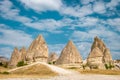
[48,52,58,64]
[56,40,82,64]
[87,36,113,68]
[0,56,8,66]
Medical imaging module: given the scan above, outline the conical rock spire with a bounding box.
[56,40,82,64]
[87,36,112,68]
[8,47,21,68]
[26,35,48,63]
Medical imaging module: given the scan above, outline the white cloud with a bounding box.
[72,31,94,41]
[24,19,64,33]
[80,0,94,5]
[107,18,120,31]
[20,0,62,12]
[75,42,91,59]
[19,0,93,18]
[0,0,32,23]
[0,47,13,59]
[48,44,65,55]
[71,25,120,59]
[111,51,120,60]
[60,4,93,17]
[0,24,33,47]
[106,0,120,10]
[93,1,106,14]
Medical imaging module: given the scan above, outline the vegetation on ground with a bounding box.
[78,69,120,75]
[17,61,27,67]
[0,64,58,78]
[11,64,57,75]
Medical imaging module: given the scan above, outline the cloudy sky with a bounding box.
[0,0,120,60]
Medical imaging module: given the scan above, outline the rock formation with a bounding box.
[8,47,21,68]
[0,56,8,66]
[19,47,27,61]
[103,48,112,63]
[26,35,48,63]
[48,52,58,64]
[87,36,112,69]
[56,40,82,64]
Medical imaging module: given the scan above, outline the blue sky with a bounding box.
[0,0,120,60]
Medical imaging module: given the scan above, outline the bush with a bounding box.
[17,61,27,67]
[2,71,9,75]
[68,67,77,69]
[105,63,114,70]
[0,62,3,66]
[82,65,86,70]
[48,62,52,64]
[105,64,109,69]
[53,61,56,64]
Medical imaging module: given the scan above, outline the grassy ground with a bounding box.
[0,64,58,78]
[0,66,9,72]
[60,65,120,75]
[67,67,120,75]
[79,69,120,75]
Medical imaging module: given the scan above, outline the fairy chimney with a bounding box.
[56,40,82,64]
[87,36,112,68]
[8,47,21,68]
[26,35,48,63]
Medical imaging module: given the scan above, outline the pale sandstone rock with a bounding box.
[56,40,82,64]
[26,35,48,63]
[8,47,21,68]
[103,48,112,63]
[87,36,112,69]
[19,47,27,61]
[48,52,58,63]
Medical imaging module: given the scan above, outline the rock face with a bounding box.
[87,36,112,69]
[48,52,58,64]
[0,56,8,66]
[103,48,112,63]
[26,35,48,63]
[8,47,21,68]
[19,47,27,61]
[56,40,82,64]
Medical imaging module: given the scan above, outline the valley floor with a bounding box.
[0,62,120,80]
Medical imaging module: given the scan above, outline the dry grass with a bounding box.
[0,64,58,78]
[78,69,120,75]
[0,66,9,72]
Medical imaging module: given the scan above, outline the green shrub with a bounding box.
[0,62,3,66]
[68,67,77,69]
[17,61,27,67]
[2,71,9,74]
[82,65,86,70]
[48,62,52,64]
[105,63,114,70]
[105,64,109,69]
[53,61,56,64]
